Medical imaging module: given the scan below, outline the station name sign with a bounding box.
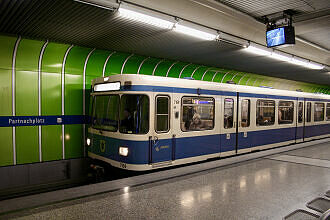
[0,115,88,127]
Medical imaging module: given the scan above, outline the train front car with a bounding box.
[87,76,151,171]
[87,74,330,172]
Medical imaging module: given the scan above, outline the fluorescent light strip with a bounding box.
[118,7,174,29]
[244,45,324,70]
[173,24,218,41]
[306,62,324,70]
[271,52,291,62]
[118,3,218,41]
[289,57,307,66]
[244,45,272,56]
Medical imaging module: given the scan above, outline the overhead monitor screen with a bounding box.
[266,26,295,48]
[266,27,285,47]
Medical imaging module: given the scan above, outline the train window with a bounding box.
[181,97,214,131]
[224,98,234,129]
[327,103,330,121]
[298,102,303,123]
[314,102,325,122]
[92,95,119,131]
[241,99,250,127]
[256,100,275,126]
[306,102,311,122]
[156,96,170,133]
[278,101,294,124]
[119,95,149,134]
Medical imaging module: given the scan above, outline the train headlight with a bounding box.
[86,138,91,146]
[119,147,129,157]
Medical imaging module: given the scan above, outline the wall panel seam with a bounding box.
[165,61,179,77]
[102,51,116,77]
[179,63,192,78]
[230,72,239,81]
[62,45,74,160]
[120,53,134,74]
[137,57,150,75]
[83,48,95,157]
[12,36,21,165]
[38,40,49,162]
[221,72,230,83]
[152,59,164,76]
[211,71,220,82]
[245,76,253,85]
[238,73,247,84]
[191,66,202,78]
[201,68,212,80]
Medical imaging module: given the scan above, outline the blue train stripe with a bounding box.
[239,92,297,100]
[0,115,88,127]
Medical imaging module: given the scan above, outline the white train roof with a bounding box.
[92,74,330,100]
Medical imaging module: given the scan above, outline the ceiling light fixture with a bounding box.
[306,61,324,70]
[244,44,272,56]
[173,22,218,41]
[271,51,292,62]
[289,57,307,66]
[244,43,324,70]
[118,3,175,29]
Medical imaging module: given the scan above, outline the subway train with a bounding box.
[87,74,330,171]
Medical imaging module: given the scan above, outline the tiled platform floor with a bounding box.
[2,142,330,220]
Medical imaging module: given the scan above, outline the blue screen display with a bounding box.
[266,27,285,47]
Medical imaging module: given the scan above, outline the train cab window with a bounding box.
[298,102,303,123]
[181,97,214,131]
[256,100,275,126]
[156,96,170,132]
[119,95,149,134]
[224,98,234,129]
[314,102,325,122]
[306,102,311,122]
[327,103,330,121]
[278,101,294,124]
[241,99,250,127]
[92,95,119,131]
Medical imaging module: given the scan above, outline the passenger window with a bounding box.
[241,99,250,127]
[327,103,330,121]
[224,98,234,129]
[256,100,275,126]
[181,97,214,131]
[306,102,311,122]
[314,102,325,122]
[278,101,294,124]
[298,102,303,123]
[156,96,170,132]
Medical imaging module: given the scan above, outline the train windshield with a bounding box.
[92,95,120,131]
[119,95,149,134]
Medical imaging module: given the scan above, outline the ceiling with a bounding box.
[0,0,329,85]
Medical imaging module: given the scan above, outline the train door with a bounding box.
[304,100,312,141]
[237,97,253,153]
[150,95,173,165]
[296,99,304,143]
[220,95,237,156]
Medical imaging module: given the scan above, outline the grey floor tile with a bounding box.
[2,141,330,220]
[268,154,330,168]
[282,142,330,160]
